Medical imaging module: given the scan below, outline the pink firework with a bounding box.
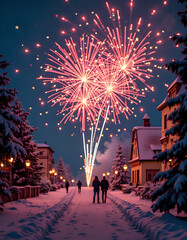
[41,35,106,131]
[93,2,155,91]
[96,59,144,124]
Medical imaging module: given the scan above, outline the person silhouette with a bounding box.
[77,180,82,193]
[100,176,109,203]
[65,180,70,193]
[92,176,101,203]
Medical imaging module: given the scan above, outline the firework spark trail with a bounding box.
[41,1,157,186]
[41,35,106,131]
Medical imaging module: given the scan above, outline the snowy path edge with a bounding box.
[4,188,76,240]
[108,192,187,240]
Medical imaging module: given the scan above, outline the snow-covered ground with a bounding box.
[0,188,75,239]
[45,187,146,240]
[109,191,187,240]
[0,187,186,240]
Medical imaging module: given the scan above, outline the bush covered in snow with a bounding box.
[136,182,162,200]
[50,184,58,191]
[39,178,51,193]
[122,185,136,194]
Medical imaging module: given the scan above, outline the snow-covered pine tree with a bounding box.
[65,164,73,184]
[151,0,187,214]
[110,144,128,190]
[0,169,11,211]
[0,55,26,169]
[12,99,42,186]
[56,156,66,183]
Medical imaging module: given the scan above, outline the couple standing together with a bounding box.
[92,176,109,203]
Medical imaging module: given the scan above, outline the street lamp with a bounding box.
[25,160,31,185]
[49,170,53,184]
[8,157,14,186]
[114,170,118,175]
[169,159,172,168]
[123,164,128,183]
[0,163,4,168]
[103,173,106,177]
[63,179,66,182]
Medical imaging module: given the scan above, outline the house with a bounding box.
[129,114,162,186]
[36,142,55,179]
[157,77,183,171]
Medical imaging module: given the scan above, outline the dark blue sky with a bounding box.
[0,0,184,176]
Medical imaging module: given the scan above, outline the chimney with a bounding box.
[143,113,150,127]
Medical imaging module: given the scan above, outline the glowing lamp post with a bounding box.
[54,172,57,183]
[49,170,53,184]
[8,157,14,186]
[169,159,172,168]
[71,179,75,185]
[0,163,4,168]
[123,164,128,183]
[103,173,106,177]
[25,160,31,185]
[114,170,118,175]
[106,171,110,182]
[63,179,66,182]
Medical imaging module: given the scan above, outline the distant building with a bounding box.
[157,78,183,171]
[129,114,162,186]
[36,143,55,179]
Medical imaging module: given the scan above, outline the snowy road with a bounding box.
[45,187,147,240]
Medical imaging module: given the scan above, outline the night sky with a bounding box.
[0,0,184,177]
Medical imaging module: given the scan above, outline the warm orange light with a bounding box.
[9,157,14,163]
[63,179,66,182]
[71,179,75,183]
[114,170,118,175]
[25,160,31,168]
[0,163,4,168]
[54,172,57,176]
[60,176,63,179]
[123,164,128,171]
[103,173,106,176]
[107,171,110,176]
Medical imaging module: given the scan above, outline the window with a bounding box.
[164,114,167,129]
[137,170,139,184]
[146,169,159,182]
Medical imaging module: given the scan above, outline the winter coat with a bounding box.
[92,179,101,192]
[65,181,70,188]
[100,179,109,190]
[77,181,82,189]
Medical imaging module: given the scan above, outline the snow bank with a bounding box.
[108,193,187,240]
[2,188,76,240]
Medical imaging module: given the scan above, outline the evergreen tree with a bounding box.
[151,0,187,214]
[110,144,128,190]
[56,156,66,183]
[0,55,26,165]
[0,169,11,211]
[65,164,73,184]
[12,99,42,186]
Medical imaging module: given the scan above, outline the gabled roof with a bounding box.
[157,77,182,111]
[36,143,54,153]
[132,127,161,160]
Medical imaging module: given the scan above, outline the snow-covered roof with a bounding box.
[36,143,54,153]
[133,127,161,160]
[157,77,183,111]
[143,113,150,120]
[167,77,181,92]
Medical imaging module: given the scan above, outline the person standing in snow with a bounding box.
[100,176,109,203]
[92,176,101,203]
[65,180,70,193]
[77,180,82,193]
